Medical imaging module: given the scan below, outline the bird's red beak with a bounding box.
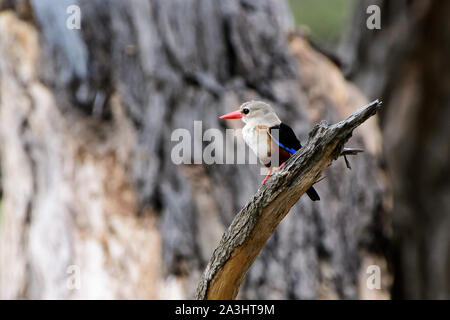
[219,109,243,119]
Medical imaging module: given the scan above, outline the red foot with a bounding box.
[261,169,272,185]
[279,162,286,169]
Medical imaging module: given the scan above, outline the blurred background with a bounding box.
[0,0,448,299]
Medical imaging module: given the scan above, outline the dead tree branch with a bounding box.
[195,99,382,300]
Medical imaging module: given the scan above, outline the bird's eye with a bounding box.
[242,108,250,114]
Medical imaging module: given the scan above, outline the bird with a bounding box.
[219,100,320,201]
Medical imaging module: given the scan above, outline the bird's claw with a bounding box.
[261,169,272,185]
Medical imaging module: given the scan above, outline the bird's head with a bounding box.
[219,101,281,126]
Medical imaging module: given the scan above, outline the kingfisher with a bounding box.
[219,100,320,201]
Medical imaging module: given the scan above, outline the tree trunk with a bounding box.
[341,0,450,299]
[0,0,387,299]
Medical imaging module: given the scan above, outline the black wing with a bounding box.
[270,122,302,152]
[270,123,320,201]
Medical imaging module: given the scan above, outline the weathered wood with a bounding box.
[196,100,382,300]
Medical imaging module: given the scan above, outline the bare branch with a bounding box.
[341,148,364,156]
[195,100,382,300]
[341,148,364,169]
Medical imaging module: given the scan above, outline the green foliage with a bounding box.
[289,0,355,46]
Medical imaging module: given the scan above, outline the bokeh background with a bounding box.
[0,0,448,299]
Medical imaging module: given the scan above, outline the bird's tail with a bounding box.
[306,186,320,201]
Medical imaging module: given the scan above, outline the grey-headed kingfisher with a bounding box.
[220,100,320,201]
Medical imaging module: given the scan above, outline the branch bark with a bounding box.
[195,99,382,300]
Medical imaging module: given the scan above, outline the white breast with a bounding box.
[242,125,271,165]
